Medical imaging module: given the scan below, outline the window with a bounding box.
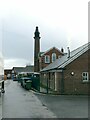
[82,72,89,82]
[52,53,56,62]
[45,55,50,63]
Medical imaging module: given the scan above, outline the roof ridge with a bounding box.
[41,46,62,56]
[69,42,89,58]
[57,42,89,68]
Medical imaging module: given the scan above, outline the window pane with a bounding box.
[52,53,56,62]
[82,72,89,81]
[83,73,85,76]
[45,55,50,63]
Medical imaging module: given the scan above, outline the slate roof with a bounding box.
[12,67,24,73]
[13,65,34,73]
[38,52,45,57]
[24,65,34,72]
[41,42,90,72]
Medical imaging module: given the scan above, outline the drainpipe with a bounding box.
[47,78,48,94]
[61,69,64,94]
[46,72,49,94]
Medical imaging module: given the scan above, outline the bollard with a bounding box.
[2,81,5,93]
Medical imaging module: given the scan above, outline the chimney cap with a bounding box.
[36,26,39,31]
[67,47,69,49]
[34,26,40,38]
[61,47,64,53]
[67,47,70,58]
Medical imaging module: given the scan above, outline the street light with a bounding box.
[71,72,74,76]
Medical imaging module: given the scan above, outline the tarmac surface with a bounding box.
[1,80,88,119]
[2,80,57,118]
[0,93,2,120]
[35,93,88,118]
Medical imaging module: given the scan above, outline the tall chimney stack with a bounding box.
[34,26,40,72]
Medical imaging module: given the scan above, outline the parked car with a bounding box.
[20,77,31,88]
[18,72,40,91]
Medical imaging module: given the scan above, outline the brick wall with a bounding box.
[40,47,63,70]
[40,50,89,95]
[64,50,89,95]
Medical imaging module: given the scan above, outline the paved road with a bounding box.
[2,80,57,118]
[1,80,88,119]
[35,92,88,118]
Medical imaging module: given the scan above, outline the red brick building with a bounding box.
[39,47,64,70]
[40,43,90,95]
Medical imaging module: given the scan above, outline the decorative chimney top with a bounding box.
[34,26,40,38]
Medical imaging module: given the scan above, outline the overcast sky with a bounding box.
[0,0,88,69]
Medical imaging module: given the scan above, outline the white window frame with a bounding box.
[45,55,50,63]
[52,53,56,62]
[82,72,89,82]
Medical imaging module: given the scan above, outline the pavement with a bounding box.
[2,80,57,118]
